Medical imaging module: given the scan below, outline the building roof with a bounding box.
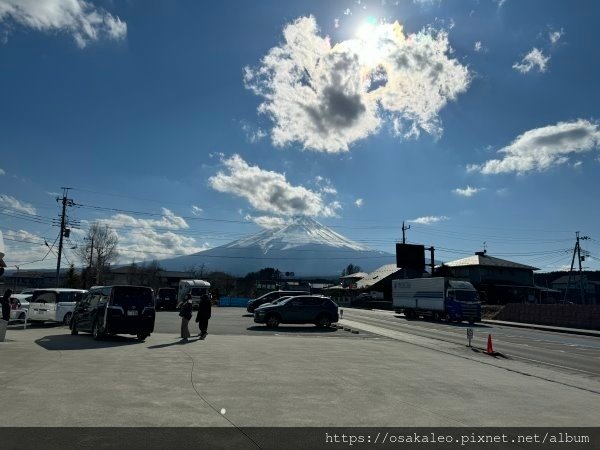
[356,264,402,289]
[340,272,369,280]
[444,254,538,271]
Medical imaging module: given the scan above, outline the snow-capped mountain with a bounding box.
[226,216,370,253]
[158,216,394,277]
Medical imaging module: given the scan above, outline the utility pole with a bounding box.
[85,236,94,288]
[564,232,589,304]
[55,187,74,287]
[428,246,435,276]
[402,221,411,244]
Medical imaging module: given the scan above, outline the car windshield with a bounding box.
[112,287,153,307]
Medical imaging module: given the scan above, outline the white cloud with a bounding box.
[241,121,267,143]
[81,210,210,263]
[343,8,352,15]
[572,160,583,168]
[334,18,339,29]
[98,208,189,231]
[474,41,487,53]
[549,28,564,45]
[496,187,509,196]
[244,215,289,229]
[209,154,342,217]
[314,176,338,195]
[467,119,600,174]
[115,228,210,263]
[0,0,127,48]
[453,186,484,197]
[409,215,449,225]
[495,0,507,9]
[0,194,36,214]
[3,229,50,266]
[244,16,470,152]
[513,48,549,74]
[0,167,5,175]
[355,198,364,207]
[191,205,203,216]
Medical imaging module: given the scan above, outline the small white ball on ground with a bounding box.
[220,408,226,415]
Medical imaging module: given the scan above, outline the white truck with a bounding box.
[392,277,481,324]
[177,279,211,310]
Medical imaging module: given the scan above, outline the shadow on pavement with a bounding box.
[246,326,338,333]
[147,337,202,349]
[393,315,492,329]
[35,334,143,351]
[242,314,253,318]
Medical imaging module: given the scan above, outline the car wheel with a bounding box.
[265,314,280,328]
[316,314,331,328]
[63,312,72,326]
[137,333,147,341]
[18,312,26,321]
[92,320,102,340]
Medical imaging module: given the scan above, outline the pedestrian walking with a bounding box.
[179,293,193,342]
[1,289,12,322]
[195,294,212,340]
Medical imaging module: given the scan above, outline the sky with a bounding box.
[1,0,600,273]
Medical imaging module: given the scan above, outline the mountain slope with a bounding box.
[158,216,394,277]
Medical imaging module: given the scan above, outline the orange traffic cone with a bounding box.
[486,334,494,355]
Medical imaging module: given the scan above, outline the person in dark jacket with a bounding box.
[195,294,212,340]
[1,289,12,322]
[180,294,193,342]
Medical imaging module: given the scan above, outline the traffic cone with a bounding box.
[486,334,494,355]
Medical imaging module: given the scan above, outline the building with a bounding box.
[339,272,368,288]
[443,252,549,304]
[551,274,600,304]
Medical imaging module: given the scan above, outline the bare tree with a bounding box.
[76,222,119,286]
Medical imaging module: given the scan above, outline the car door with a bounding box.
[285,297,311,323]
[74,292,91,331]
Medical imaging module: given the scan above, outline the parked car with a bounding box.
[70,285,155,341]
[28,288,87,325]
[156,287,177,310]
[254,295,339,328]
[246,290,309,313]
[10,294,31,321]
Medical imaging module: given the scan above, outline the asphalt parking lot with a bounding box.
[3,307,600,429]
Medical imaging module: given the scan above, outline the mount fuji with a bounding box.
[158,216,395,277]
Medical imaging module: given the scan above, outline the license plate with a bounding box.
[127,310,138,316]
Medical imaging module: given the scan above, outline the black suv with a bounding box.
[156,287,177,310]
[254,295,339,328]
[70,285,155,341]
[246,290,308,313]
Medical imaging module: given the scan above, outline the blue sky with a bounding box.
[1,0,599,273]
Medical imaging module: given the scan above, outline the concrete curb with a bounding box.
[482,319,600,337]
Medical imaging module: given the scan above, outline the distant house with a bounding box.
[324,264,403,307]
[104,267,196,290]
[339,272,368,288]
[551,274,600,304]
[442,251,551,304]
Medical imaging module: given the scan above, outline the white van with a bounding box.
[177,280,210,309]
[28,288,87,325]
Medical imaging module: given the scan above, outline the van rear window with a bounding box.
[112,287,153,307]
[32,291,58,303]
